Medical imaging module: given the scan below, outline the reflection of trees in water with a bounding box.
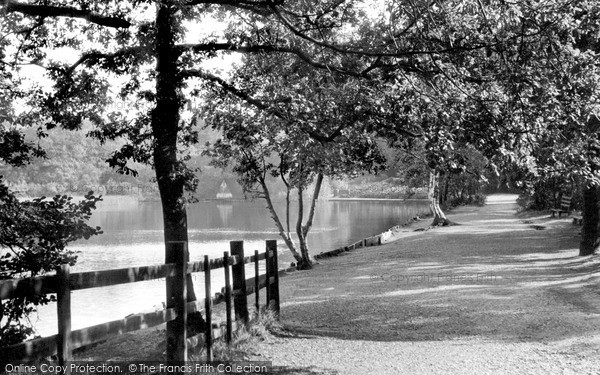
[309,201,429,251]
[81,200,428,251]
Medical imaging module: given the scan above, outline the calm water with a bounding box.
[33,198,429,336]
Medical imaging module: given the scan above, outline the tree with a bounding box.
[201,53,385,269]
[347,0,537,225]
[460,0,600,256]
[381,69,506,226]
[488,0,600,255]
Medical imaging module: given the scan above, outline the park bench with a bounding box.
[573,215,583,225]
[550,194,572,218]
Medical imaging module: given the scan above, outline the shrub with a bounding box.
[516,178,582,211]
[447,193,487,208]
[0,181,102,346]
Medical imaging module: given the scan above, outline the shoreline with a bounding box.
[326,197,428,202]
[16,195,428,203]
[313,211,433,260]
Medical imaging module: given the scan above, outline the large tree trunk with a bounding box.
[580,183,600,256]
[428,169,453,226]
[152,2,196,301]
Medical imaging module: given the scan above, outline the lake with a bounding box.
[32,198,429,336]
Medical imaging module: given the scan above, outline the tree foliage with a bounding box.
[201,53,386,268]
[0,125,102,346]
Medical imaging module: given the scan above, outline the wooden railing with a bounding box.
[0,240,281,365]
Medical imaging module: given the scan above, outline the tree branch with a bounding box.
[64,46,144,75]
[186,0,282,10]
[177,42,368,78]
[183,69,357,143]
[1,0,131,29]
[184,69,274,112]
[268,2,496,58]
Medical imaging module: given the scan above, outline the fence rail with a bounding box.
[1,240,280,365]
[0,253,269,301]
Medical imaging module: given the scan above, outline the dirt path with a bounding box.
[248,195,600,374]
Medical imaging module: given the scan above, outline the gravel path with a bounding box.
[248,195,600,374]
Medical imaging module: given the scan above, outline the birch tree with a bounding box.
[202,54,386,269]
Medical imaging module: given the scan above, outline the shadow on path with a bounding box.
[276,196,600,345]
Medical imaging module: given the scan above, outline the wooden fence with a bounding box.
[0,240,280,365]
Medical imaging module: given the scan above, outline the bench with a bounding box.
[550,195,572,218]
[573,215,583,225]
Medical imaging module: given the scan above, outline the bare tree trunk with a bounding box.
[580,183,600,256]
[282,177,291,238]
[258,179,302,262]
[259,172,322,270]
[152,2,196,301]
[442,174,450,206]
[428,169,453,226]
[286,187,291,236]
[292,173,325,269]
[295,183,313,270]
[302,173,324,237]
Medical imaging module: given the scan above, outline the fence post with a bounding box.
[56,264,72,368]
[166,241,188,364]
[223,251,232,344]
[204,255,213,361]
[230,241,248,324]
[265,247,270,309]
[266,240,280,317]
[254,250,260,317]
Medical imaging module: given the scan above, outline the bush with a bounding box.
[0,181,102,346]
[516,178,582,211]
[471,193,487,206]
[447,193,487,208]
